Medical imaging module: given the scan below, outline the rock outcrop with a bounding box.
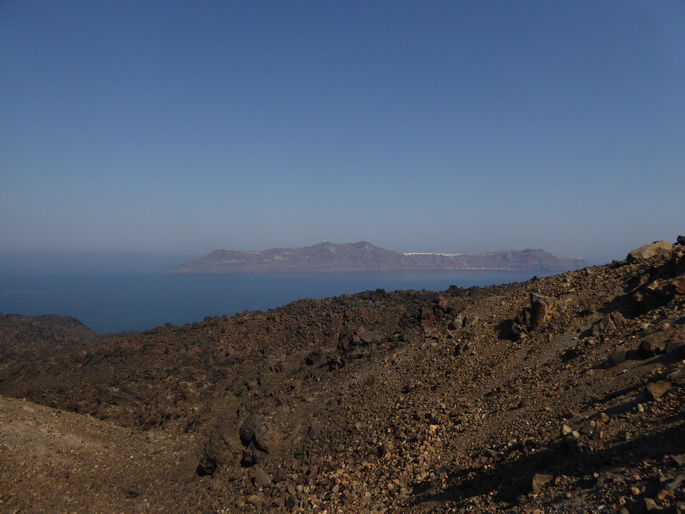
[627,240,673,262]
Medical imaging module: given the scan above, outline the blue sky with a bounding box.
[1,1,684,265]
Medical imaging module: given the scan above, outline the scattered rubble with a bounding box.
[1,239,684,512]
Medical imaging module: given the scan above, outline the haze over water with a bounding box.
[0,270,553,334]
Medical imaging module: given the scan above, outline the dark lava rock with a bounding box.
[197,424,243,476]
[242,441,268,467]
[607,345,628,367]
[253,423,279,453]
[646,380,672,400]
[252,467,272,488]
[306,420,322,441]
[638,337,667,358]
[593,311,626,336]
[239,414,267,446]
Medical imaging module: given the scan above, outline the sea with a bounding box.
[0,270,556,334]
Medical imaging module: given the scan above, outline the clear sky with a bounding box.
[1,1,684,266]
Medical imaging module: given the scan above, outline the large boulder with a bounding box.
[239,414,267,446]
[253,422,279,453]
[592,311,625,336]
[513,293,569,337]
[627,241,673,263]
[196,422,243,476]
[238,413,281,467]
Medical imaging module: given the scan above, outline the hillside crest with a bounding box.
[2,239,683,512]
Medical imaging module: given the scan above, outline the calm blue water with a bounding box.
[0,270,554,334]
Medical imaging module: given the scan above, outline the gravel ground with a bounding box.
[1,240,684,512]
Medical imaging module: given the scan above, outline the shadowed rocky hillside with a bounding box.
[0,239,683,512]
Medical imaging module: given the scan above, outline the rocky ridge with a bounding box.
[171,241,589,273]
[0,239,683,513]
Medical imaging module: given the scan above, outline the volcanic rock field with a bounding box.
[1,239,684,513]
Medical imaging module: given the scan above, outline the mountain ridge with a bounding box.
[171,241,589,273]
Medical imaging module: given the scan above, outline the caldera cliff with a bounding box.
[170,241,589,273]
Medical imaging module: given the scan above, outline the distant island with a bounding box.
[170,241,589,273]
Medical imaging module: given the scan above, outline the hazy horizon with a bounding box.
[2,1,683,268]
[0,238,661,275]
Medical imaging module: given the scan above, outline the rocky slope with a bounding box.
[0,239,683,513]
[171,241,588,273]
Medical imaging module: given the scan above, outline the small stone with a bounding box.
[246,494,265,505]
[608,346,628,367]
[664,475,685,492]
[643,498,659,512]
[581,420,596,434]
[639,338,667,358]
[646,380,672,400]
[561,425,573,435]
[306,421,322,441]
[673,278,685,295]
[667,368,685,384]
[646,280,661,291]
[631,486,641,495]
[657,489,672,500]
[532,473,554,493]
[673,454,685,467]
[253,467,272,488]
[273,468,287,483]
